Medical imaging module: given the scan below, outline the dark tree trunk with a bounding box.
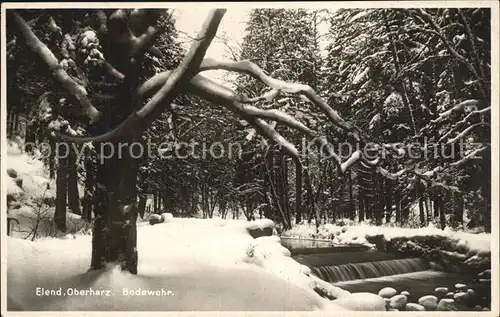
[281,153,291,226]
[348,169,355,221]
[438,195,446,230]
[401,196,410,224]
[453,195,464,228]
[55,144,68,232]
[67,147,81,215]
[395,189,401,224]
[262,150,274,221]
[374,176,384,225]
[49,139,56,179]
[82,148,94,222]
[295,160,302,224]
[417,180,426,227]
[155,192,160,213]
[138,195,147,219]
[304,161,316,227]
[358,183,365,223]
[385,179,393,223]
[90,52,141,274]
[419,198,426,227]
[91,138,139,274]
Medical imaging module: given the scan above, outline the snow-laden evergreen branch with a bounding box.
[438,107,491,142]
[450,146,489,167]
[446,122,489,145]
[12,12,101,123]
[412,9,488,100]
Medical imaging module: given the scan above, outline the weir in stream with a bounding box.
[280,237,491,308]
[311,258,428,282]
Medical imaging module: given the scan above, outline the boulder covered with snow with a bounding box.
[467,288,475,297]
[148,214,164,225]
[405,303,425,311]
[378,287,397,298]
[160,213,174,223]
[331,293,386,311]
[246,219,275,239]
[453,292,470,304]
[437,298,458,311]
[400,290,410,298]
[454,283,467,292]
[311,275,350,300]
[478,269,491,279]
[389,294,408,310]
[434,287,448,298]
[7,168,18,178]
[418,295,438,310]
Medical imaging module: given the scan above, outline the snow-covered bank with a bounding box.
[6,141,91,239]
[283,222,491,275]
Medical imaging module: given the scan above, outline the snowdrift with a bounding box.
[7,218,358,311]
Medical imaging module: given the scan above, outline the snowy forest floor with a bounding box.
[4,141,493,312]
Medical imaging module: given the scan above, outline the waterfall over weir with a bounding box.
[311,258,429,283]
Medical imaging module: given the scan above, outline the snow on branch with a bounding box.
[445,122,488,145]
[253,119,300,159]
[55,9,226,143]
[451,146,489,167]
[340,150,381,174]
[378,167,406,180]
[12,12,101,123]
[138,71,346,168]
[135,9,225,122]
[436,99,482,121]
[438,106,491,142]
[238,105,314,135]
[135,56,486,182]
[413,9,487,99]
[197,58,357,136]
[340,151,361,173]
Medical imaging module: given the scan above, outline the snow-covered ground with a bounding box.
[7,217,365,311]
[4,140,494,312]
[5,142,342,311]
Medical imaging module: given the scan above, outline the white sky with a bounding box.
[172,6,341,84]
[174,8,251,83]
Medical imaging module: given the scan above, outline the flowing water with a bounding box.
[282,239,491,309]
[311,258,428,282]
